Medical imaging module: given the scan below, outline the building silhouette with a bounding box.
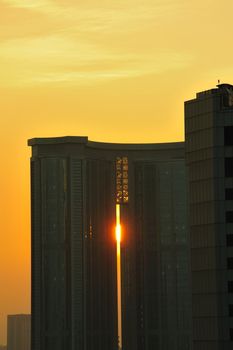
[28,138,192,350]
[7,314,31,350]
[185,83,233,350]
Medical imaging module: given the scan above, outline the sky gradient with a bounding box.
[0,0,233,344]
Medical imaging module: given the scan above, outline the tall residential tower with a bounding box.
[185,84,233,350]
[29,137,192,350]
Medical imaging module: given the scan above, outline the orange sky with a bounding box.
[0,0,233,344]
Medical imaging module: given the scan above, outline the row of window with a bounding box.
[225,126,233,146]
[226,188,233,200]
[226,211,233,223]
[225,136,233,338]
[226,159,233,340]
[226,167,233,339]
[229,284,233,341]
[225,158,233,177]
[227,234,233,246]
[225,124,232,307]
[228,281,233,293]
[225,151,233,340]
[227,258,233,269]
[214,127,233,341]
[230,328,233,341]
[225,137,233,326]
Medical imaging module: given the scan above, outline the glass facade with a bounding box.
[133,161,191,350]
[29,137,192,350]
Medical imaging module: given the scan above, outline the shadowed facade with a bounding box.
[28,137,192,350]
[185,84,233,350]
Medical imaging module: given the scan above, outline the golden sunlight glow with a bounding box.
[116,224,121,244]
[116,204,122,349]
[116,204,121,243]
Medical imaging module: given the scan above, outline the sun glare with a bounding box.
[116,204,121,243]
[115,203,122,350]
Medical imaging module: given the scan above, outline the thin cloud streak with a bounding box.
[0,0,193,87]
[32,54,192,85]
[1,0,55,10]
[0,35,193,87]
[1,0,188,35]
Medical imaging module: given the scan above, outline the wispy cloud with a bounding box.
[1,0,188,35]
[0,34,193,86]
[1,0,55,10]
[32,52,192,86]
[0,0,193,87]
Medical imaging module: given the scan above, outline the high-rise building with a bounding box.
[7,314,31,350]
[185,83,233,350]
[29,137,192,350]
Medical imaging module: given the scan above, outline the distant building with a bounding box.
[185,84,233,350]
[29,137,192,350]
[7,314,31,350]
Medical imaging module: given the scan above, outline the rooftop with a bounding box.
[28,136,184,151]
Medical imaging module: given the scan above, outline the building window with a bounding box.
[230,328,233,341]
[225,126,233,146]
[225,158,233,177]
[228,258,233,269]
[226,211,233,223]
[227,235,233,247]
[226,188,233,200]
[229,305,233,317]
[228,281,233,293]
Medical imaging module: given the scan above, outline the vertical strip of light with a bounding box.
[116,203,122,350]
